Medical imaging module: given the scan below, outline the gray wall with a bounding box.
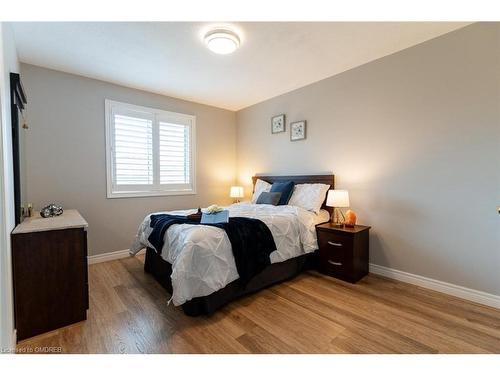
[21,64,236,256]
[236,23,500,295]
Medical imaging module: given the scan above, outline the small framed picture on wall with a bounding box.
[271,114,285,134]
[290,120,306,141]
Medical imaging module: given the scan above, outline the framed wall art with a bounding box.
[271,114,285,134]
[290,120,306,141]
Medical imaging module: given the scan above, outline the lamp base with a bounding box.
[331,207,346,227]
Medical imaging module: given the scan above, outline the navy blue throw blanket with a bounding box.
[148,214,277,285]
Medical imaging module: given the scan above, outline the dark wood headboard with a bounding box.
[252,174,335,215]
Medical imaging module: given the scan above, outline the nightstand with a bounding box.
[316,223,370,283]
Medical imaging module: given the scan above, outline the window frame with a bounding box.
[105,99,196,199]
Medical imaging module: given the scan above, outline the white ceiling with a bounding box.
[10,22,470,111]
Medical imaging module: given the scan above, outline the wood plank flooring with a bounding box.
[16,254,500,353]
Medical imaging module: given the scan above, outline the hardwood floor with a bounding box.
[17,254,500,353]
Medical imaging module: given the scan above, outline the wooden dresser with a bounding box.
[11,209,89,341]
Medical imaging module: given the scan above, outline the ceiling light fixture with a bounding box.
[204,28,240,55]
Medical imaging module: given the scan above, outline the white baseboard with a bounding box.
[87,248,144,264]
[369,263,500,309]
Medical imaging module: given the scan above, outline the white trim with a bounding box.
[104,99,196,199]
[369,263,500,309]
[87,248,145,264]
[0,25,16,351]
[106,189,197,199]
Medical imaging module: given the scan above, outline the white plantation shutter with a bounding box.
[113,114,153,185]
[105,100,195,198]
[159,121,190,185]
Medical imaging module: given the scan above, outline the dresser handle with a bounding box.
[327,241,343,247]
[328,260,343,266]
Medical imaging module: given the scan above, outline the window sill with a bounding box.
[107,189,196,199]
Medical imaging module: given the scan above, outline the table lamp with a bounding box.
[326,190,350,227]
[230,186,244,203]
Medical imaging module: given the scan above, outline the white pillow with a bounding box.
[251,179,272,203]
[288,183,330,214]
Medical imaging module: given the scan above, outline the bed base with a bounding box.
[144,247,315,316]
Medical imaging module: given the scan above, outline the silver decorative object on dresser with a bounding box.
[40,203,64,218]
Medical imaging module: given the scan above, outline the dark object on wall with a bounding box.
[40,203,64,218]
[12,226,89,341]
[10,73,27,225]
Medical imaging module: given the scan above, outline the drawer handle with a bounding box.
[327,241,343,247]
[328,260,343,266]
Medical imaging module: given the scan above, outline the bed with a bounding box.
[130,174,334,316]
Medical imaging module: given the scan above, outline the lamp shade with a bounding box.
[230,186,244,198]
[326,190,350,208]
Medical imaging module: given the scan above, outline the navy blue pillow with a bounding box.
[256,192,282,206]
[270,181,295,205]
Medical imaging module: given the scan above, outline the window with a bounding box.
[105,100,196,198]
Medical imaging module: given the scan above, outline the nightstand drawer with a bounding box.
[319,258,352,280]
[319,247,351,266]
[317,232,353,251]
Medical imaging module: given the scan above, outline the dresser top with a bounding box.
[12,209,88,234]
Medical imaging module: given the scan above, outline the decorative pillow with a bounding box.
[288,183,330,214]
[270,181,295,205]
[251,179,272,203]
[256,192,282,206]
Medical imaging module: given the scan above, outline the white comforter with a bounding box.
[130,203,329,306]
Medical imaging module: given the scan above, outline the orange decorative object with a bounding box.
[344,210,357,227]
